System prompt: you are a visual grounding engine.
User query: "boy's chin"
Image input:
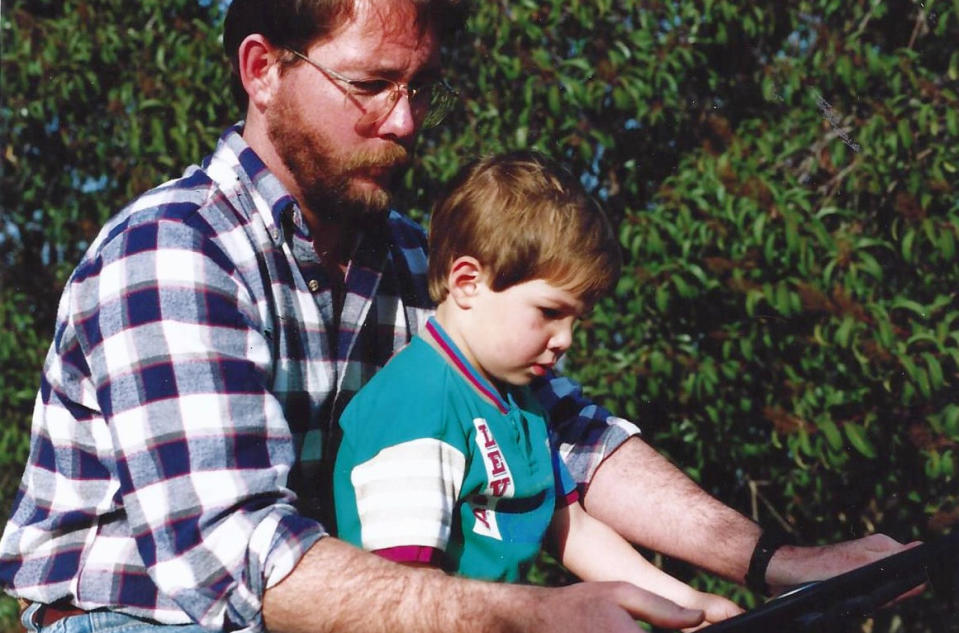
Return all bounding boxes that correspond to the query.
[499,373,535,386]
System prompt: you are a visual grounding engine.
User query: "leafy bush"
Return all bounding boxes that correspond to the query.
[1,0,236,505]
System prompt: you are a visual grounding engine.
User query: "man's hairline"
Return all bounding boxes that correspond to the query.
[284,0,444,79]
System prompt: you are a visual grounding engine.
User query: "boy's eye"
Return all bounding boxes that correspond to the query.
[539,307,562,319]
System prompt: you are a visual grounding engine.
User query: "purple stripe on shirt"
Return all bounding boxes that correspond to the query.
[423,318,508,414]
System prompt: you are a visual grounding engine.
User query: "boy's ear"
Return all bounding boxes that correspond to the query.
[237,34,282,111]
[447,256,485,309]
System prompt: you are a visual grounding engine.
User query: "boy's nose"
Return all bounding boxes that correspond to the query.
[549,321,574,353]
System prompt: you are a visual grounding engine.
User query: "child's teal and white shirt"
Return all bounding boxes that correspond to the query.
[334,317,578,581]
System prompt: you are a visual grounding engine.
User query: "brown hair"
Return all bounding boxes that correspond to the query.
[428,150,621,306]
[223,0,467,110]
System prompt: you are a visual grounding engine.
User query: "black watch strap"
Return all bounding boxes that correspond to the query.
[746,528,794,595]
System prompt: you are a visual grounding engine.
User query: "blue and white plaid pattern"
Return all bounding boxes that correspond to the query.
[0,125,639,632]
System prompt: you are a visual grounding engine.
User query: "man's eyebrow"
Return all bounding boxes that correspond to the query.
[346,62,443,81]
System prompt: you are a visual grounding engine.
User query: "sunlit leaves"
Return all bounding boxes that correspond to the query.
[0,0,234,549]
[558,4,957,618]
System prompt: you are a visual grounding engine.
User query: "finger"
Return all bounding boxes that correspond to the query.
[880,580,927,608]
[708,601,744,621]
[614,584,705,629]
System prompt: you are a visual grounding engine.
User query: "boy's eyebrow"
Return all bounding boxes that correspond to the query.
[542,294,587,314]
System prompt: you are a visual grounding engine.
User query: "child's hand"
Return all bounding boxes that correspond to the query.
[681,591,743,631]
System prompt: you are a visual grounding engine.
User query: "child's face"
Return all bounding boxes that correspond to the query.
[463,278,585,387]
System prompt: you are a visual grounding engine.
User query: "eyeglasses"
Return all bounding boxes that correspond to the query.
[285,48,458,129]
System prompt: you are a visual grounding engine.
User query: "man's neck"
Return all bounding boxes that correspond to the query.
[308,217,353,266]
[241,113,352,268]
[241,115,363,280]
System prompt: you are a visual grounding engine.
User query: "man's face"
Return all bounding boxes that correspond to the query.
[267,0,441,227]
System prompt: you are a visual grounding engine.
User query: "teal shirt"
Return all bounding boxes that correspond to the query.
[334,317,577,581]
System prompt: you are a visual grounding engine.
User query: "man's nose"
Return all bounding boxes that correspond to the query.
[371,89,417,140]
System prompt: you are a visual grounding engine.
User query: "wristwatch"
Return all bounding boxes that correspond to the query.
[746,527,795,595]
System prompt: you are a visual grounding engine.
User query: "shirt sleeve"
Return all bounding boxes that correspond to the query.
[334,355,466,567]
[72,211,324,631]
[532,373,641,487]
[551,448,580,507]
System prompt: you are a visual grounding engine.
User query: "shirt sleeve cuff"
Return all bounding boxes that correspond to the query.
[260,513,329,590]
[557,488,580,508]
[558,416,641,485]
[373,545,446,566]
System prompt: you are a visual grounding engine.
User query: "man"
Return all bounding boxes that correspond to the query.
[0,1,909,632]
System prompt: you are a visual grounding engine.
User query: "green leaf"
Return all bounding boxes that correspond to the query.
[938,227,956,260]
[923,352,944,390]
[818,419,844,451]
[890,298,928,319]
[940,450,956,479]
[835,316,855,348]
[655,285,670,313]
[944,405,959,438]
[897,119,913,150]
[901,228,917,262]
[844,423,877,458]
[926,450,941,479]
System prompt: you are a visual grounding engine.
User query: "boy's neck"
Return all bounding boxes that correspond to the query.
[431,302,508,396]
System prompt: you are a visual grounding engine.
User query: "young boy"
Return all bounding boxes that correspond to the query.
[333,151,741,625]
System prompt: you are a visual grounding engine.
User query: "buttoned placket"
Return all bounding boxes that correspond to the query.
[329,237,387,417]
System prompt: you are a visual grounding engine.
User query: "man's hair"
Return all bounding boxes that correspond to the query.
[223,0,467,110]
[428,150,622,306]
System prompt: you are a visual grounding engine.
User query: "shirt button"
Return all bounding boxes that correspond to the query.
[269,227,280,241]
[308,279,320,293]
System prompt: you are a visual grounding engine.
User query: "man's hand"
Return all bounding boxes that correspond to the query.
[766,534,920,594]
[530,581,705,632]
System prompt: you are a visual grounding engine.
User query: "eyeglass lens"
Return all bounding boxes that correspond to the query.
[355,82,454,129]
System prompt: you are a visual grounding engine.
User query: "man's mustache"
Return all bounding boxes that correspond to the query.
[342,144,410,172]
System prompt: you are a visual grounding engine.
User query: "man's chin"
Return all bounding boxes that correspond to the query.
[352,179,392,208]
[335,182,393,227]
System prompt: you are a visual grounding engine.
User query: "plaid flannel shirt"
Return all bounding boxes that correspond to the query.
[0,125,639,632]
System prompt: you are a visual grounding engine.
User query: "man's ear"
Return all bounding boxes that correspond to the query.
[447,256,486,309]
[237,34,282,111]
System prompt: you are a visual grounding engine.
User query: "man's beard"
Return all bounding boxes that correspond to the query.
[266,97,410,230]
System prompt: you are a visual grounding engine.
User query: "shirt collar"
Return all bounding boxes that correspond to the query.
[423,317,510,414]
[207,123,395,265]
[205,123,297,237]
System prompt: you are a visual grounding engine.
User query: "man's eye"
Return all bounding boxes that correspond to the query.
[348,79,392,96]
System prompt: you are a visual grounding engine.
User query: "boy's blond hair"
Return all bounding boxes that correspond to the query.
[428,150,621,305]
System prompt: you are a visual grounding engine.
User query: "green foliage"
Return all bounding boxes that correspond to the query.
[1,0,236,503]
[2,1,957,632]
[542,2,957,630]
